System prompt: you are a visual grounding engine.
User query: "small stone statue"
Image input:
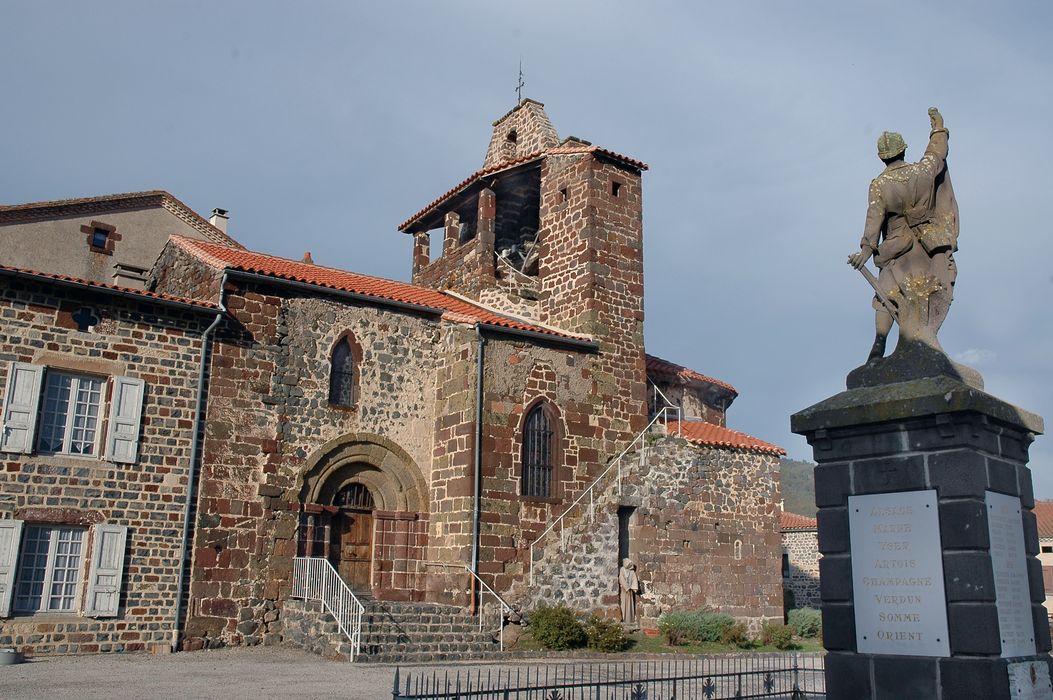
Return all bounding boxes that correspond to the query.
[846,108,979,389]
[619,558,640,625]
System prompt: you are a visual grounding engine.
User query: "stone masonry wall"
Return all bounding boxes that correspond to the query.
[518,437,783,633]
[180,275,442,648]
[782,528,820,609]
[0,276,209,655]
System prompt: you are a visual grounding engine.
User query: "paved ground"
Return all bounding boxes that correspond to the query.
[0,647,826,699]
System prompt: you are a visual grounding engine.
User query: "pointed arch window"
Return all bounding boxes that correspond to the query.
[329,336,357,407]
[522,403,554,498]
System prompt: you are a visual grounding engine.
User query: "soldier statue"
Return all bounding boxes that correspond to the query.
[848,107,959,364]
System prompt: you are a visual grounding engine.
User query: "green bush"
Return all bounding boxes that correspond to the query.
[585,615,631,653]
[528,605,587,650]
[787,608,822,638]
[761,623,795,650]
[657,610,737,645]
[720,621,752,648]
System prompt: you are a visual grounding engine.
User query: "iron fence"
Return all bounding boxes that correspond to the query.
[392,653,825,699]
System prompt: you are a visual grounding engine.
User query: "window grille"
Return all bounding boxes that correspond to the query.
[522,404,554,498]
[334,483,374,510]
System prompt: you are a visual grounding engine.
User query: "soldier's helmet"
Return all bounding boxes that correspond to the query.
[877,131,907,160]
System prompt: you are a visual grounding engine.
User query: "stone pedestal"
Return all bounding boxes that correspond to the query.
[792,376,1051,699]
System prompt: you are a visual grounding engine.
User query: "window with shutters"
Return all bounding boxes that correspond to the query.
[521,402,556,499]
[1,362,145,463]
[0,520,129,618]
[13,525,86,613]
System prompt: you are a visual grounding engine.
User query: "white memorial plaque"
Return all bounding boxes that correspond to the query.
[1008,660,1053,699]
[986,490,1037,658]
[849,489,950,656]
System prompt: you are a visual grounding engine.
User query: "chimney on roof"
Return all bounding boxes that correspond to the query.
[302,252,314,264]
[209,208,229,233]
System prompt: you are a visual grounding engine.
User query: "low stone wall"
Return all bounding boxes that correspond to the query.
[279,598,345,659]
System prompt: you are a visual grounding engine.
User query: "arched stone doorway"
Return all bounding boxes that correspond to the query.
[296,434,428,600]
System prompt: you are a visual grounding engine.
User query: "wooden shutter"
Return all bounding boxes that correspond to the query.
[83,524,127,617]
[0,520,24,617]
[105,377,145,464]
[0,362,44,453]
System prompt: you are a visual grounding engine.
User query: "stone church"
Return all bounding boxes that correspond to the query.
[0,100,785,657]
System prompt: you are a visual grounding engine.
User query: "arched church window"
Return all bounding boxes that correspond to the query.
[329,336,357,407]
[522,403,554,498]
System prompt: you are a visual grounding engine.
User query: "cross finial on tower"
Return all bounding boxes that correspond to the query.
[516,59,524,105]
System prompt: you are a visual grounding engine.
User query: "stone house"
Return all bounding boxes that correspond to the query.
[0,264,220,655]
[1,99,787,655]
[0,190,239,288]
[780,511,819,610]
[1034,500,1053,617]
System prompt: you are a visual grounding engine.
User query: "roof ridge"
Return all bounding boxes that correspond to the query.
[442,290,590,341]
[0,262,219,311]
[646,353,738,396]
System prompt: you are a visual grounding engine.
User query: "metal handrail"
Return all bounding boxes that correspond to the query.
[464,566,515,651]
[291,556,366,661]
[528,406,681,584]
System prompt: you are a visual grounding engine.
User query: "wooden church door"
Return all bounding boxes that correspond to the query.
[329,484,375,592]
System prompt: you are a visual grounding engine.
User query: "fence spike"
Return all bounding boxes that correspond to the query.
[392,667,401,699]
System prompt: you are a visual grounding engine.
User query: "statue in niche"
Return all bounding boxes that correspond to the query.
[619,558,640,626]
[846,108,980,389]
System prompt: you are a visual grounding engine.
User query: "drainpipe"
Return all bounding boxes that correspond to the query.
[172,271,228,652]
[470,323,486,614]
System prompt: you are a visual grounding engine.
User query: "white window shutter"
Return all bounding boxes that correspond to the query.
[105,376,145,464]
[84,524,127,617]
[0,520,24,617]
[0,362,44,454]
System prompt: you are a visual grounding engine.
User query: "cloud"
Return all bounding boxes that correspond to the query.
[953,348,997,366]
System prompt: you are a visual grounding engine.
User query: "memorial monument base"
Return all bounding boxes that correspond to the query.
[792,376,1051,700]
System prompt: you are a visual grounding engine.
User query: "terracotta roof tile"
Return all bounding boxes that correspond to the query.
[0,190,242,248]
[0,263,220,311]
[646,354,738,396]
[1035,501,1053,538]
[171,237,589,343]
[670,420,785,455]
[780,511,817,531]
[399,145,648,232]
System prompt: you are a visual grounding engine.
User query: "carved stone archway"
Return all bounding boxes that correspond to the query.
[298,432,427,512]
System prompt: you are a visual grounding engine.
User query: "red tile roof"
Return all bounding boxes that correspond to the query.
[646,354,738,396]
[0,263,220,311]
[0,190,241,248]
[1035,501,1053,538]
[669,420,785,456]
[399,145,649,232]
[171,237,590,343]
[780,511,818,531]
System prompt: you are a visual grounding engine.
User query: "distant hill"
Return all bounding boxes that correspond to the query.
[780,458,817,517]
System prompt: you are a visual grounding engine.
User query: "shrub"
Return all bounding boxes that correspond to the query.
[761,623,795,650]
[585,615,631,653]
[657,610,736,645]
[787,608,822,638]
[528,605,587,650]
[720,621,752,648]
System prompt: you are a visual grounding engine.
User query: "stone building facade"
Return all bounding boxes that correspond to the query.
[1,99,788,655]
[0,190,239,288]
[780,511,820,610]
[0,265,219,655]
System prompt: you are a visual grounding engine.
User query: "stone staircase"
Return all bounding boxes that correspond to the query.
[281,597,503,663]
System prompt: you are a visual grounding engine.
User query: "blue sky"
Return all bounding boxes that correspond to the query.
[3,1,1052,493]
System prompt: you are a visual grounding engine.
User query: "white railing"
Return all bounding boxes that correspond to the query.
[465,566,515,651]
[528,406,681,584]
[291,556,365,661]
